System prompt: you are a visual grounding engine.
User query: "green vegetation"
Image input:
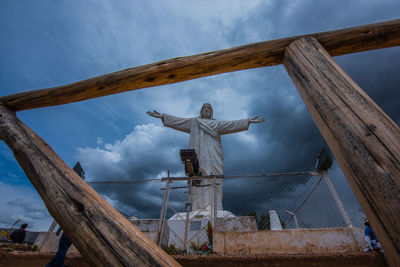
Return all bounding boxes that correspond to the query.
[163,244,185,255]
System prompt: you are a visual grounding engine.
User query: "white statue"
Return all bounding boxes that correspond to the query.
[147,103,264,211]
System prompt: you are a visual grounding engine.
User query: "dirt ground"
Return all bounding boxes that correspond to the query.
[0,250,387,267]
[174,254,387,267]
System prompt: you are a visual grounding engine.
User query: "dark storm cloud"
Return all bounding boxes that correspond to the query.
[228,0,400,44]
[77,123,193,218]
[222,67,326,174]
[81,36,399,225]
[1,0,398,230]
[89,179,193,219]
[90,181,166,218]
[337,47,400,125]
[221,0,400,177]
[0,182,52,229]
[217,0,400,227]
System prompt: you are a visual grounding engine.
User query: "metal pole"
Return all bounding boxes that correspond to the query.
[211,178,214,228]
[213,176,218,232]
[48,220,57,232]
[183,177,192,251]
[294,214,298,229]
[323,173,353,228]
[285,210,299,229]
[157,171,171,246]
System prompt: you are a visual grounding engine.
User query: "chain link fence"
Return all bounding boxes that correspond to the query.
[88,171,355,254]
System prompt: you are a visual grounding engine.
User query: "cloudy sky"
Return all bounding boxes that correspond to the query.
[0,0,399,231]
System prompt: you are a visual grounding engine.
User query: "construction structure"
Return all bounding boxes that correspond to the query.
[0,19,400,266]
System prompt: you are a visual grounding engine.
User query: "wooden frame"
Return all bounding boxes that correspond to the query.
[1,19,400,266]
[1,19,399,112]
[283,36,400,266]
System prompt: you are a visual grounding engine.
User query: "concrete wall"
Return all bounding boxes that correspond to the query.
[168,215,257,250]
[167,217,209,250]
[216,216,257,232]
[214,227,365,256]
[35,219,168,253]
[34,228,163,253]
[130,219,169,247]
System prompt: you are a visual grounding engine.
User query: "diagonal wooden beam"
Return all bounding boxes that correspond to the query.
[283,36,400,267]
[0,104,181,267]
[1,19,400,112]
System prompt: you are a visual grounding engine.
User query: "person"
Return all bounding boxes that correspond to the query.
[147,103,265,211]
[364,217,384,255]
[9,223,28,243]
[46,227,72,267]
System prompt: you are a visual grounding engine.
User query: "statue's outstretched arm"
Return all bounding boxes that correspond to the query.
[146,110,162,119]
[249,116,265,123]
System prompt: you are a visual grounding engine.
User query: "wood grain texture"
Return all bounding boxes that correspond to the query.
[0,104,181,267]
[1,19,400,111]
[283,36,400,267]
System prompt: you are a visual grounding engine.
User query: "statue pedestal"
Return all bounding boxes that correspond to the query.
[191,178,223,211]
[167,210,257,251]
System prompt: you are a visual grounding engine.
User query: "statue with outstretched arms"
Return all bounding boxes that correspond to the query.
[147,103,265,211]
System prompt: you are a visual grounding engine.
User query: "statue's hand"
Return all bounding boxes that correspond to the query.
[249,116,265,123]
[146,110,162,118]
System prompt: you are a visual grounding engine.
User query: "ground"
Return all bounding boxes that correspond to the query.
[0,243,387,267]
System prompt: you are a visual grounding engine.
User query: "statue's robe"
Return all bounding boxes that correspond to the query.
[162,114,249,211]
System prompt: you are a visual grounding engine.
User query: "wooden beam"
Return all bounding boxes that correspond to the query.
[1,19,400,111]
[0,104,181,267]
[283,36,400,267]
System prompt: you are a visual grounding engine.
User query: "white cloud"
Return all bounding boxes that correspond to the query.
[77,123,184,181]
[235,131,257,144]
[96,137,104,145]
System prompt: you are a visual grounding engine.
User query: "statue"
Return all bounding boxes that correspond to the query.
[147,103,265,211]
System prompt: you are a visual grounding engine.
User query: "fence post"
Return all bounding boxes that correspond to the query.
[47,221,57,232]
[285,210,299,229]
[157,171,171,246]
[183,178,193,251]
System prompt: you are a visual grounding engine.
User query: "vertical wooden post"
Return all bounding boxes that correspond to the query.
[283,36,400,266]
[0,104,180,267]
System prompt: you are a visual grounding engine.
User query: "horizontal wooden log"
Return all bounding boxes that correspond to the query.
[1,19,400,111]
[0,104,181,267]
[283,36,400,267]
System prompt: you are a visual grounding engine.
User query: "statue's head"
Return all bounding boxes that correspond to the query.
[200,103,213,119]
